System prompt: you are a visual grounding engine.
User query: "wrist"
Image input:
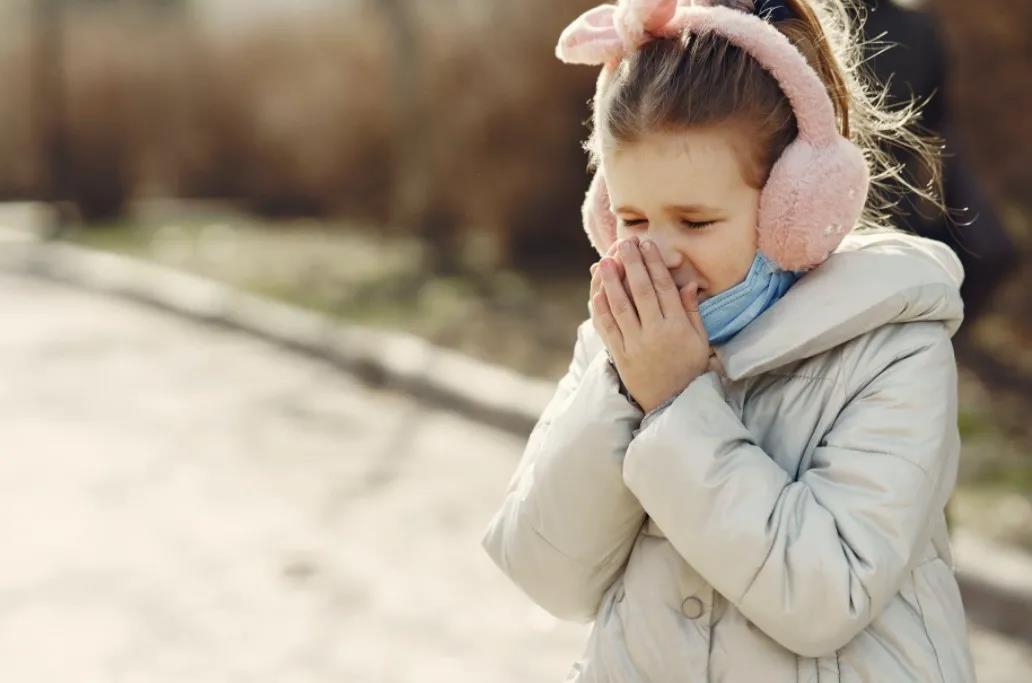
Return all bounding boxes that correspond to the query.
[604,349,704,413]
[605,350,644,412]
[638,388,674,415]
[637,370,704,413]
[639,391,678,425]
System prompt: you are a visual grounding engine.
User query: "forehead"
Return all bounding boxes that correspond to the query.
[602,127,752,209]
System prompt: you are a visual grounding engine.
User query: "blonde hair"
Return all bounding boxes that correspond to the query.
[583,0,948,234]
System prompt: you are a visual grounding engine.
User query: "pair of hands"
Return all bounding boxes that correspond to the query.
[589,235,715,413]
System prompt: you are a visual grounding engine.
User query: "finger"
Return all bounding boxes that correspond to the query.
[612,251,628,282]
[618,238,662,325]
[602,240,627,282]
[587,263,599,316]
[590,254,612,298]
[601,256,641,337]
[590,279,624,354]
[593,243,620,290]
[605,238,632,279]
[604,241,631,297]
[592,258,631,312]
[590,261,603,299]
[639,238,681,319]
[680,282,707,338]
[590,262,613,319]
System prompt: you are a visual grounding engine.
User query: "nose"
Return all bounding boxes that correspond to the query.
[643,230,707,289]
[644,232,684,270]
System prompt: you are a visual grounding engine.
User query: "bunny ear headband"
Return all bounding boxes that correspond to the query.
[557,0,870,272]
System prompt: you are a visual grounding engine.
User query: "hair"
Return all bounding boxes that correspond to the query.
[583,0,951,235]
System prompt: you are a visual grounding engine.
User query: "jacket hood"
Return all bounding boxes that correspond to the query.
[714,229,965,381]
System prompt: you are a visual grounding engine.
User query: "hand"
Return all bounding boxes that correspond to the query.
[589,238,632,304]
[589,235,711,412]
[588,239,634,351]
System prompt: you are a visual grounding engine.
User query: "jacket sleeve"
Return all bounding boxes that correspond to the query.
[480,319,647,622]
[621,327,960,656]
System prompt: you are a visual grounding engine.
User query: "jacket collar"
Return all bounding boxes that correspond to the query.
[713,229,965,381]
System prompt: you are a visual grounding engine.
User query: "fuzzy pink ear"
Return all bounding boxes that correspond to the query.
[615,0,679,47]
[555,5,625,65]
[637,0,681,33]
[582,169,619,257]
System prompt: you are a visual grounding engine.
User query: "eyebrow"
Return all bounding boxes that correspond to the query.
[615,203,720,213]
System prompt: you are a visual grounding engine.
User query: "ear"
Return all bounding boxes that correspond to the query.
[757,136,870,271]
[555,5,625,65]
[625,0,680,34]
[612,0,680,50]
[582,169,619,258]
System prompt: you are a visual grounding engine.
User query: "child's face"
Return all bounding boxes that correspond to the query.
[602,125,761,303]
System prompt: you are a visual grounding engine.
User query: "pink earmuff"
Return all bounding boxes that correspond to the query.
[557,1,870,272]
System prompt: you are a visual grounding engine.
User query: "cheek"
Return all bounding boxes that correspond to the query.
[727,215,759,266]
[732,251,755,283]
[699,226,756,291]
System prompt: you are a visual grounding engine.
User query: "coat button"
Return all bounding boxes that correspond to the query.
[680,596,704,619]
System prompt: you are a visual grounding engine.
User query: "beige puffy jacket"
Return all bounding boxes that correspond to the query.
[481,229,977,682]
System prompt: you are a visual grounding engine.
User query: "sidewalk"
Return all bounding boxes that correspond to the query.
[1,269,1030,681]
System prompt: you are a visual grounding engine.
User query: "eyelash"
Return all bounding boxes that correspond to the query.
[621,219,716,230]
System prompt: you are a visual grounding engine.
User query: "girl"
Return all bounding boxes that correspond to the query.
[481,1,976,681]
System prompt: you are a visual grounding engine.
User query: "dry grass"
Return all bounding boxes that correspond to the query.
[0,2,605,268]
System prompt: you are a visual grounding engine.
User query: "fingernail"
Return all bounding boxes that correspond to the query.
[640,239,653,252]
[590,263,598,274]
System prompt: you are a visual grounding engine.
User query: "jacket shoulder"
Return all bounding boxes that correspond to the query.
[782,319,955,392]
[836,319,957,399]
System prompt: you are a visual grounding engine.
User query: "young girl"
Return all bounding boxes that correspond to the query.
[481,1,976,681]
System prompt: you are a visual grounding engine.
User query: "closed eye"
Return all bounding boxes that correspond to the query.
[620,219,716,230]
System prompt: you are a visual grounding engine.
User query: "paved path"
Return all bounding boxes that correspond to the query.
[1,271,1029,682]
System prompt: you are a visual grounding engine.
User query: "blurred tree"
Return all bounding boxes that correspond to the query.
[65,0,186,7]
[375,0,463,275]
[31,0,71,229]
[33,0,188,223]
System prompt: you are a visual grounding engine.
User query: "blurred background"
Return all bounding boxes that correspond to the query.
[0,0,1030,680]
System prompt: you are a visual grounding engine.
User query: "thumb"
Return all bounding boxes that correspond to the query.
[680,283,706,338]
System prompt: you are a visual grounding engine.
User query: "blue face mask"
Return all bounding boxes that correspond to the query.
[699,250,801,345]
